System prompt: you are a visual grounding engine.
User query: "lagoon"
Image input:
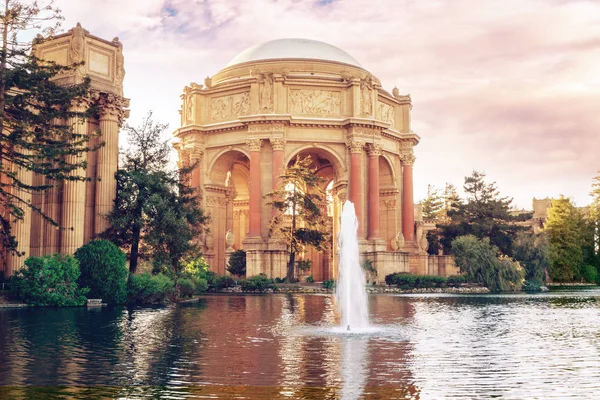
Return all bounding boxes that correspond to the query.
[1,290,600,399]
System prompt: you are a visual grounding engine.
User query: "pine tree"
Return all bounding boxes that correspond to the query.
[421,184,444,220]
[544,196,585,282]
[266,155,328,281]
[0,1,92,255]
[590,170,600,269]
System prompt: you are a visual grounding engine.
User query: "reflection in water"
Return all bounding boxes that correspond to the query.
[1,291,600,399]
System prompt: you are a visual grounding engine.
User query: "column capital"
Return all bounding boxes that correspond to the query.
[401,153,416,165]
[347,140,364,154]
[270,137,286,151]
[189,147,204,162]
[247,138,263,152]
[95,92,131,125]
[366,143,382,157]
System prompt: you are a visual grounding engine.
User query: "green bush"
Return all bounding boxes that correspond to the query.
[191,277,209,293]
[240,275,276,292]
[305,275,314,283]
[274,277,285,284]
[10,254,88,306]
[522,279,543,292]
[75,240,128,304]
[127,273,174,304]
[581,265,598,284]
[226,250,246,277]
[322,279,335,289]
[385,273,449,289]
[212,275,235,290]
[446,275,466,287]
[178,278,196,297]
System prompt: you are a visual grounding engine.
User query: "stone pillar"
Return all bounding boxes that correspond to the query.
[247,139,262,238]
[60,115,88,254]
[348,140,364,237]
[367,143,382,240]
[5,153,33,276]
[94,94,127,235]
[189,147,204,192]
[401,153,416,242]
[270,138,285,218]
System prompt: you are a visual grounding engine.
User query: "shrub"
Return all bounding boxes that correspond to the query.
[297,259,312,274]
[178,278,196,298]
[522,279,543,292]
[361,259,376,275]
[446,275,466,288]
[240,275,276,292]
[212,275,235,290]
[127,273,174,304]
[305,275,314,283]
[75,240,128,304]
[385,273,449,289]
[10,254,88,306]
[322,279,335,289]
[274,277,285,284]
[227,250,246,277]
[581,265,598,284]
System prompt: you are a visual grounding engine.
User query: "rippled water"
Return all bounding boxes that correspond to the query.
[1,290,600,399]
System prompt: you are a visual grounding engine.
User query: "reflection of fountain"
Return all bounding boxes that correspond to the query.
[336,201,369,330]
[340,336,369,400]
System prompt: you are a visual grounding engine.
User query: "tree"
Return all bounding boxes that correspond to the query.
[590,171,600,270]
[545,196,586,282]
[421,184,444,220]
[512,231,549,284]
[438,171,530,255]
[227,249,246,277]
[0,1,93,255]
[451,235,524,292]
[101,112,171,273]
[266,155,329,281]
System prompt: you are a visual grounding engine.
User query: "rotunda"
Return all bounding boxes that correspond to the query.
[173,39,455,280]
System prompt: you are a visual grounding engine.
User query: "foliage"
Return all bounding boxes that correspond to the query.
[512,231,550,283]
[421,185,444,220]
[127,273,174,304]
[322,279,335,289]
[305,275,314,283]
[522,280,544,292]
[544,197,585,282]
[0,2,95,255]
[74,240,128,305]
[590,171,600,269]
[384,273,447,289]
[446,275,466,287]
[226,250,246,277]
[581,265,598,284]
[266,155,329,281]
[451,235,524,292]
[239,275,276,292]
[426,230,441,255]
[10,254,88,306]
[178,278,196,298]
[101,112,173,273]
[211,275,235,290]
[438,171,530,256]
[297,259,312,273]
[361,259,376,275]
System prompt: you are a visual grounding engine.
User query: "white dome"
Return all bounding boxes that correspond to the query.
[225,38,362,68]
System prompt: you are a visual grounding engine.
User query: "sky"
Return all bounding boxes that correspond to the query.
[53,0,600,209]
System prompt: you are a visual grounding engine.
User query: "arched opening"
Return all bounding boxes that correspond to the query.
[207,150,250,274]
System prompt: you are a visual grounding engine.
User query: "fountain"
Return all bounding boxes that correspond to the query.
[335,200,369,330]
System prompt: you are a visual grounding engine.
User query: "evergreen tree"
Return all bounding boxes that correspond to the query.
[544,196,585,282]
[0,1,92,255]
[421,184,444,220]
[590,170,600,270]
[266,155,328,281]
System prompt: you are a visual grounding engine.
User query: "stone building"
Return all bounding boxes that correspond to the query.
[1,24,129,277]
[173,39,456,281]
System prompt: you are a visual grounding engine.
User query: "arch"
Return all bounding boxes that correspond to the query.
[207,146,250,183]
[207,149,250,185]
[284,144,345,181]
[379,153,397,188]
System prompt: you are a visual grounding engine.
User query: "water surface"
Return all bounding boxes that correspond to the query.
[1,290,600,399]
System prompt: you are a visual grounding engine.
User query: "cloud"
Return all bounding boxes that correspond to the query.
[53,0,600,208]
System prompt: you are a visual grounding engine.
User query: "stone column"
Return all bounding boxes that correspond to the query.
[401,153,416,242]
[189,147,204,192]
[247,138,262,237]
[348,140,364,237]
[60,114,88,254]
[6,153,33,276]
[367,143,382,240]
[94,94,127,235]
[270,138,285,217]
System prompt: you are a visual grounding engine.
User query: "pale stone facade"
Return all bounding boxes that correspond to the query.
[174,39,457,281]
[1,24,129,277]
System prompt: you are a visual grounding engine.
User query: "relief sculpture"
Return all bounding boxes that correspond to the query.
[288,89,341,116]
[377,102,395,127]
[211,92,250,121]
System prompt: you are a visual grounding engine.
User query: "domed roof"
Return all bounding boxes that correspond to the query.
[225,38,362,68]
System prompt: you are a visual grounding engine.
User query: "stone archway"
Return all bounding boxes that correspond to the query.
[285,148,340,282]
[206,150,250,274]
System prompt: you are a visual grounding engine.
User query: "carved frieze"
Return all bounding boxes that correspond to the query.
[360,78,373,116]
[206,196,227,208]
[247,123,285,134]
[288,89,341,116]
[377,102,395,127]
[381,199,396,209]
[210,92,250,121]
[258,73,274,112]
